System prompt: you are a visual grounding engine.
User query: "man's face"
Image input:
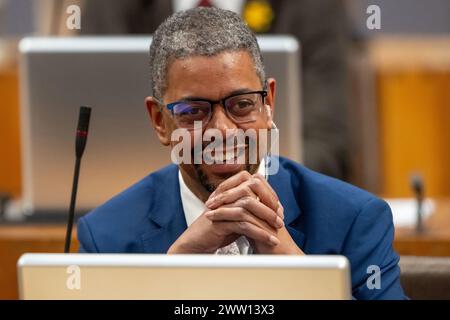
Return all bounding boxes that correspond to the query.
[150,50,275,193]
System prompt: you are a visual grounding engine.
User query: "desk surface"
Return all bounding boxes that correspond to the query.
[393,198,450,256]
[1,199,449,299]
[0,224,78,299]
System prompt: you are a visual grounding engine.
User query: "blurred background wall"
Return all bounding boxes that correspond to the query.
[1,0,449,199]
[347,0,450,35]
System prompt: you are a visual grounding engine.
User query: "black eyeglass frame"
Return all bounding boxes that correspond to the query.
[156,90,268,127]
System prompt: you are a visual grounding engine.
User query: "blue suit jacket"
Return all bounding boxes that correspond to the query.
[77,157,406,299]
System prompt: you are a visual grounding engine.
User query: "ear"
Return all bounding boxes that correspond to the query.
[265,78,276,126]
[145,96,171,146]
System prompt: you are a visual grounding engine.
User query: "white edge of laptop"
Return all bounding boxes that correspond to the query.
[17,253,351,300]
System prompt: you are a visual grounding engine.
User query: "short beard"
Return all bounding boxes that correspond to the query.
[191,136,260,193]
[194,164,218,193]
[194,162,257,194]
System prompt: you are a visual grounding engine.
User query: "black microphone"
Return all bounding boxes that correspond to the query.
[64,106,91,253]
[410,174,424,233]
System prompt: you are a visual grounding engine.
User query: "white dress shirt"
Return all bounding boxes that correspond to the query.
[178,158,266,254]
[172,0,244,14]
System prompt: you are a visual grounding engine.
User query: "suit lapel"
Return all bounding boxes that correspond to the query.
[141,165,187,253]
[268,158,306,250]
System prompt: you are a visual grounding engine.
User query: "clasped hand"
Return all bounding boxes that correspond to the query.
[168,171,303,254]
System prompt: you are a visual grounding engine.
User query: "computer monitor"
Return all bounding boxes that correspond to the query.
[17,36,302,219]
[18,254,350,300]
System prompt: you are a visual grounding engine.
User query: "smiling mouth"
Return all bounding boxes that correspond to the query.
[202,144,247,164]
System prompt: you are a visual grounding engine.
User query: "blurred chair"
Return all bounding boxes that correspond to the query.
[400,256,450,299]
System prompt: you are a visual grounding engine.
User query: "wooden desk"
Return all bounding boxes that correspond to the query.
[1,199,449,299]
[0,224,78,299]
[394,198,450,257]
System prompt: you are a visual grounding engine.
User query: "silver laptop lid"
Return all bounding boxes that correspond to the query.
[18,254,349,300]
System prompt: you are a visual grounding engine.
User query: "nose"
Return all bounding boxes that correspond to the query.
[205,104,237,134]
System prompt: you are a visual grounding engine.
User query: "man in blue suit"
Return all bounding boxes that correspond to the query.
[78,7,406,299]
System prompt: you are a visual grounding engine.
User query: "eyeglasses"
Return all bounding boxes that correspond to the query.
[158,90,268,129]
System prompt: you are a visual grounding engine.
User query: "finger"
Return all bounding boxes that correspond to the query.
[220,221,280,246]
[277,203,285,220]
[206,184,256,209]
[252,174,284,219]
[253,173,284,219]
[245,176,280,213]
[252,173,284,214]
[206,198,283,229]
[206,202,283,229]
[252,174,278,203]
[208,176,279,214]
[239,197,284,228]
[210,211,277,242]
[208,170,252,199]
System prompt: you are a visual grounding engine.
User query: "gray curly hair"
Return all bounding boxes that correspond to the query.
[149,7,266,99]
